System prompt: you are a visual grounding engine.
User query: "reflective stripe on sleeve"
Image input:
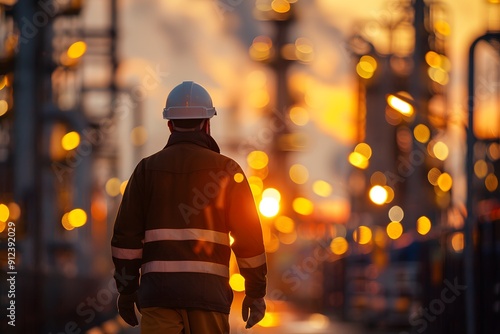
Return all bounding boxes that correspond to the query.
[145,228,229,246]
[236,253,267,269]
[112,246,143,260]
[142,260,229,278]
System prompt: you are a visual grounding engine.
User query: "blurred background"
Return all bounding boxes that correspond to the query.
[0,0,499,333]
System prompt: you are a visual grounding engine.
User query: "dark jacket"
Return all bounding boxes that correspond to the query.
[111,131,267,314]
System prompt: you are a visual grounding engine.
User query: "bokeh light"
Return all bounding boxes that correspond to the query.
[259,312,281,327]
[488,143,499,160]
[355,142,372,159]
[67,41,87,59]
[437,172,453,192]
[433,141,449,161]
[348,151,369,169]
[428,167,441,186]
[272,0,291,13]
[330,236,349,255]
[130,126,148,146]
[0,100,8,117]
[295,37,314,62]
[7,202,21,221]
[249,36,273,61]
[485,173,498,192]
[312,180,332,197]
[308,313,330,330]
[259,188,281,218]
[262,187,281,201]
[349,143,372,170]
[248,176,264,196]
[120,180,129,195]
[388,205,404,222]
[387,93,414,116]
[289,164,309,184]
[229,273,245,292]
[234,173,244,183]
[61,212,74,231]
[417,216,432,235]
[383,186,395,204]
[414,124,431,143]
[434,20,451,36]
[68,208,87,228]
[247,150,269,170]
[0,76,6,90]
[292,197,314,216]
[474,160,488,178]
[259,198,280,218]
[106,177,122,197]
[425,50,441,68]
[353,226,372,245]
[386,221,403,240]
[289,106,310,126]
[274,215,294,233]
[61,131,80,151]
[428,67,449,85]
[369,185,388,205]
[356,55,377,79]
[0,203,9,222]
[451,232,464,253]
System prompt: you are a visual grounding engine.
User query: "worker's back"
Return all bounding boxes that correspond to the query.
[136,137,242,313]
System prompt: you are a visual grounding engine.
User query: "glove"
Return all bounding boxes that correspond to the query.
[242,296,266,329]
[117,292,140,327]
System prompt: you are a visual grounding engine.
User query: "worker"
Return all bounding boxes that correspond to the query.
[111,81,267,333]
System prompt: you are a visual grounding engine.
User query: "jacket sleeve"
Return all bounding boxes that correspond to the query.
[111,160,146,295]
[226,162,267,299]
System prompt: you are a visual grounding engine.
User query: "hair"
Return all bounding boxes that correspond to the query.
[171,119,205,129]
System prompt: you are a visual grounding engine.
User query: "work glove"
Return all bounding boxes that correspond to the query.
[242,296,266,329]
[117,292,140,327]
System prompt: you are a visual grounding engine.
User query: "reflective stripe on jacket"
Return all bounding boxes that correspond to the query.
[111,131,267,313]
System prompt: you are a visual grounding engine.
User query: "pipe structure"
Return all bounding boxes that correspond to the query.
[465,30,500,334]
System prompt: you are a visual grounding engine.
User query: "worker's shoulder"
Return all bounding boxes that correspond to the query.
[216,152,243,173]
[140,144,243,173]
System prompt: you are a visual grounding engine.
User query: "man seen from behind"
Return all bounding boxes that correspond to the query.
[111,81,267,333]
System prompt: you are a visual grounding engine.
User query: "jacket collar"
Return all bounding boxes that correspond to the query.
[165,131,221,153]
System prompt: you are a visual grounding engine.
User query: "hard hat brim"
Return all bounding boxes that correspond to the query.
[163,106,217,119]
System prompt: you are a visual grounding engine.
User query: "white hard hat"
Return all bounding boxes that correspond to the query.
[163,81,217,119]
